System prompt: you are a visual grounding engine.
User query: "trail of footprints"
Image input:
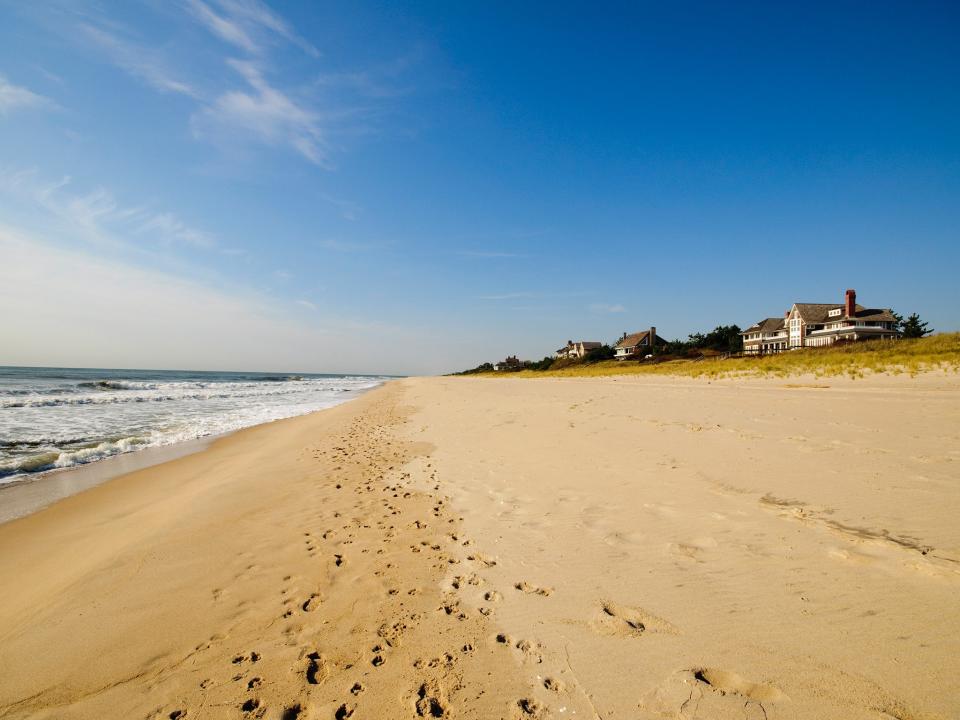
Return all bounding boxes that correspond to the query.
[156,400,706,720]
[156,403,564,720]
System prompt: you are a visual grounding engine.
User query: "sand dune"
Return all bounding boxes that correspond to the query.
[0,373,958,719]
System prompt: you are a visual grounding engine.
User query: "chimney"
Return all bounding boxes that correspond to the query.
[649,326,656,346]
[845,289,856,318]
[785,310,790,319]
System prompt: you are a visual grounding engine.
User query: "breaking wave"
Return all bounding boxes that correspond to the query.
[0,369,387,482]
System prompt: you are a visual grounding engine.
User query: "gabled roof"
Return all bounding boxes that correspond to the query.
[793,303,896,324]
[741,317,786,335]
[793,303,841,323]
[614,331,665,349]
[577,341,602,350]
[615,331,650,349]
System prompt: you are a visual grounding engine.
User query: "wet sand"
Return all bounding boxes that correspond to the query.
[0,436,213,524]
[0,373,958,719]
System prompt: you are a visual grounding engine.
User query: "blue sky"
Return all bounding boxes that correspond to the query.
[1,1,957,375]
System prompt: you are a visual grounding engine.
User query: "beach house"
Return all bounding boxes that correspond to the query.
[555,340,602,360]
[741,289,898,355]
[493,355,522,371]
[613,327,666,360]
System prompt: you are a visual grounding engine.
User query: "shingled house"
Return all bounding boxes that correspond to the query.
[742,289,897,355]
[555,340,602,360]
[613,327,666,360]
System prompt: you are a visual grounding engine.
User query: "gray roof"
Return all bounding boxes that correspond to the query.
[793,303,841,323]
[853,308,897,322]
[742,317,786,335]
[794,303,896,324]
[614,330,665,349]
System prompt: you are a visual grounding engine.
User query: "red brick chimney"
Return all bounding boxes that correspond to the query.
[844,289,856,318]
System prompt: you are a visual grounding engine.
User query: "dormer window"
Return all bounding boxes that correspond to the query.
[828,308,842,317]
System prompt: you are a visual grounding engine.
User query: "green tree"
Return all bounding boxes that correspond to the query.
[900,313,933,339]
[584,345,615,363]
[891,311,904,333]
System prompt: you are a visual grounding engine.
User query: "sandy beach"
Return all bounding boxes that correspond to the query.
[1,373,958,719]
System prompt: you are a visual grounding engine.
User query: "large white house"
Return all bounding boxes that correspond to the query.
[741,289,897,355]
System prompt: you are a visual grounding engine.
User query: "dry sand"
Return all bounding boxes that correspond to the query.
[1,373,958,719]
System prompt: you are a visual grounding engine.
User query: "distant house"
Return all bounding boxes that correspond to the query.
[493,355,522,371]
[555,340,602,360]
[613,327,666,360]
[741,289,897,355]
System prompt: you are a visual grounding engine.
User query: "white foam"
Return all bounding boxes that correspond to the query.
[0,375,386,481]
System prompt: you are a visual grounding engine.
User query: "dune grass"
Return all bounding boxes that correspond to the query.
[475,333,960,380]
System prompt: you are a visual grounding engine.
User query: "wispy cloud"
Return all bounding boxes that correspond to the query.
[295,299,317,310]
[0,168,215,250]
[0,75,55,115]
[187,0,319,57]
[312,49,423,100]
[186,0,258,54]
[59,2,414,169]
[193,59,328,165]
[319,192,361,221]
[79,23,199,98]
[589,303,626,314]
[137,212,216,248]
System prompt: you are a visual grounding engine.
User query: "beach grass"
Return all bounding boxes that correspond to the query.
[477,333,960,380]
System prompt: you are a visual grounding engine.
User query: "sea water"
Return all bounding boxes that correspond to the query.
[0,366,387,482]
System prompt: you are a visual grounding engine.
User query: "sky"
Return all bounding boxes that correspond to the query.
[0,1,958,375]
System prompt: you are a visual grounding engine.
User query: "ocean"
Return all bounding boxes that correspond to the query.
[0,366,388,483]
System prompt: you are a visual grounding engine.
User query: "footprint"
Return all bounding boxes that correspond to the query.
[543,677,565,693]
[516,698,545,717]
[241,698,260,713]
[305,652,329,685]
[302,594,322,612]
[692,668,786,702]
[590,601,678,637]
[334,704,354,719]
[514,581,553,597]
[280,705,302,720]
[514,639,543,663]
[415,680,447,717]
[232,651,262,665]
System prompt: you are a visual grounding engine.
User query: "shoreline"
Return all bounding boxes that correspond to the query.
[0,383,387,525]
[0,434,215,525]
[1,373,957,718]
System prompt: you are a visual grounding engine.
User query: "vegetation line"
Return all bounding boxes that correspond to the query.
[456,333,960,380]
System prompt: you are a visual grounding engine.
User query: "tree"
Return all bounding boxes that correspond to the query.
[583,345,615,363]
[900,313,933,339]
[891,311,904,333]
[524,356,556,371]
